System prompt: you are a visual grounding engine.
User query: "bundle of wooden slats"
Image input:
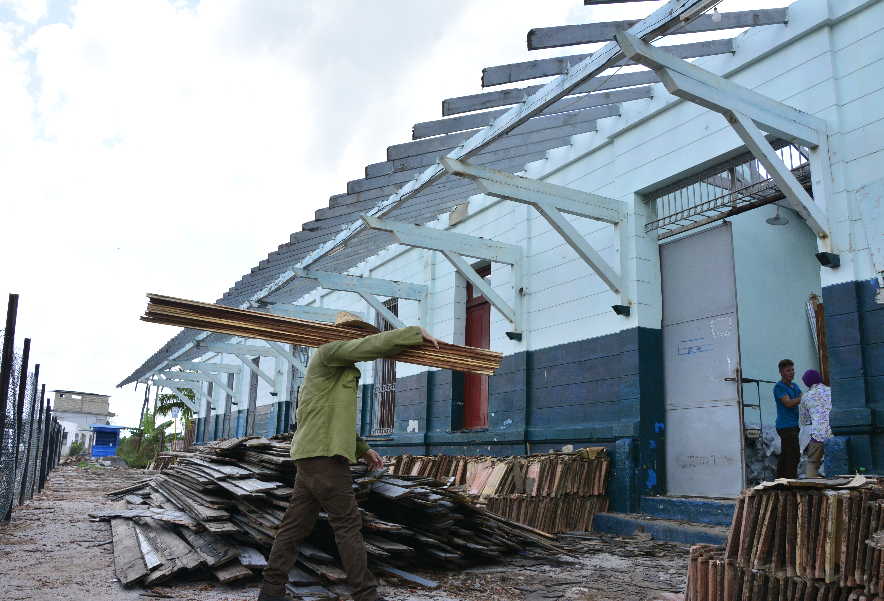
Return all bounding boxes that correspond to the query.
[99,436,562,597]
[389,449,610,533]
[684,476,884,601]
[141,294,502,375]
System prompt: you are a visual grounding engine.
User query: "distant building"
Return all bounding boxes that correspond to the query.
[53,390,115,455]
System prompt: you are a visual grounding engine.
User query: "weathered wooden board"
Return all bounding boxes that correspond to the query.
[111,518,150,586]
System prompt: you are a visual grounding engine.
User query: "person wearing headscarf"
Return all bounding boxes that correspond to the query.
[798,369,832,478]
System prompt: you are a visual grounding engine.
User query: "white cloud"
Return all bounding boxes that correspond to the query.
[1,0,47,24]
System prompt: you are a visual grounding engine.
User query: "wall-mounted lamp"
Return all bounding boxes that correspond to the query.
[815,252,840,269]
[612,304,631,317]
[505,331,523,341]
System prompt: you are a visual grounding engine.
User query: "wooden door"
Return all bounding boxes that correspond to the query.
[464,266,491,429]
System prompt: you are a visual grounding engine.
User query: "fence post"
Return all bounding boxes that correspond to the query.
[11,338,31,486]
[39,398,51,491]
[0,294,19,466]
[18,364,39,502]
[29,386,44,497]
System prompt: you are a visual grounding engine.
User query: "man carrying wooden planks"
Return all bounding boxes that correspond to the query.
[259,312,440,601]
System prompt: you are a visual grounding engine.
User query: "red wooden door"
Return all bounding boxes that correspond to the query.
[464,266,491,429]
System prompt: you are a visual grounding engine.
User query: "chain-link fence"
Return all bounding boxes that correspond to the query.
[0,294,63,521]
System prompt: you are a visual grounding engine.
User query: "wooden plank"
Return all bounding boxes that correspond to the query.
[238,545,268,569]
[285,584,337,600]
[138,517,204,571]
[90,507,199,529]
[288,565,321,585]
[482,38,734,87]
[177,527,239,568]
[213,561,254,583]
[528,9,788,49]
[111,518,150,586]
[374,563,439,588]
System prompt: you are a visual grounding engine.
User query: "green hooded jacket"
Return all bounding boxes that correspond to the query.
[290,326,423,463]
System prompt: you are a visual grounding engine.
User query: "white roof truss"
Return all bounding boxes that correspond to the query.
[441,157,627,302]
[264,267,428,330]
[362,214,524,335]
[616,31,830,241]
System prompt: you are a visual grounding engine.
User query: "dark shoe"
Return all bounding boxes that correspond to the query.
[257,591,289,601]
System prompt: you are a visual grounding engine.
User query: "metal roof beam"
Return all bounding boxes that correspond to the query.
[175,361,240,374]
[441,158,625,300]
[281,268,427,301]
[257,304,364,323]
[162,371,238,402]
[443,70,659,116]
[615,31,825,147]
[195,341,279,357]
[361,215,523,334]
[232,354,276,388]
[483,38,734,87]
[150,378,201,412]
[529,9,788,50]
[727,111,829,239]
[264,341,307,374]
[440,157,623,224]
[386,104,616,163]
[414,86,650,140]
[615,31,829,239]
[262,268,426,330]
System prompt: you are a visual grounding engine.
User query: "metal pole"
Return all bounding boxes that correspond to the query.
[0,294,20,464]
[29,385,44,498]
[18,364,39,502]
[12,338,31,485]
[38,398,51,491]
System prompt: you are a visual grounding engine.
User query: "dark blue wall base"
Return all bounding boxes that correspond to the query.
[823,278,883,473]
[592,512,728,545]
[362,327,665,513]
[824,436,850,476]
[194,400,291,444]
[639,496,735,527]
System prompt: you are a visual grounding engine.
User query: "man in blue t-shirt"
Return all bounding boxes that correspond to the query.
[774,358,802,478]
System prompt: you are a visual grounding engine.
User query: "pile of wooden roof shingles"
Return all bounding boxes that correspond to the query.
[685,475,884,601]
[94,436,562,598]
[390,448,609,533]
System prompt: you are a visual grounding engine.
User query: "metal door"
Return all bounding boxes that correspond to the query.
[661,224,743,498]
[464,265,491,430]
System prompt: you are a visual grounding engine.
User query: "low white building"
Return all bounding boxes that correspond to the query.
[52,390,114,455]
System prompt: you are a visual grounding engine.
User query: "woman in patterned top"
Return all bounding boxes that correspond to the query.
[799,369,833,478]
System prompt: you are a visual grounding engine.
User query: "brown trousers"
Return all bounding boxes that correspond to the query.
[777,427,800,479]
[262,456,376,601]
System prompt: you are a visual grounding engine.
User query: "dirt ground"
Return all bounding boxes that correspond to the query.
[0,465,690,601]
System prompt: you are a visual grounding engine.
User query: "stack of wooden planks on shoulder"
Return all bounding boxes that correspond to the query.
[389,448,610,533]
[141,294,502,375]
[684,475,884,601]
[98,436,563,598]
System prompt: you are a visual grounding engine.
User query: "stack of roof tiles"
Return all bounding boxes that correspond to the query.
[684,475,884,601]
[390,449,610,533]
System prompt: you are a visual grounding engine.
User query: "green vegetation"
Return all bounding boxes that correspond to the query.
[117,389,195,469]
[67,440,85,456]
[117,409,174,468]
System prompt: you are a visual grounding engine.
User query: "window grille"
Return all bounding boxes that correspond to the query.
[645,143,811,240]
[372,298,398,435]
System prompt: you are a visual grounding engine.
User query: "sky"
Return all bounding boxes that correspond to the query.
[0,0,788,429]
